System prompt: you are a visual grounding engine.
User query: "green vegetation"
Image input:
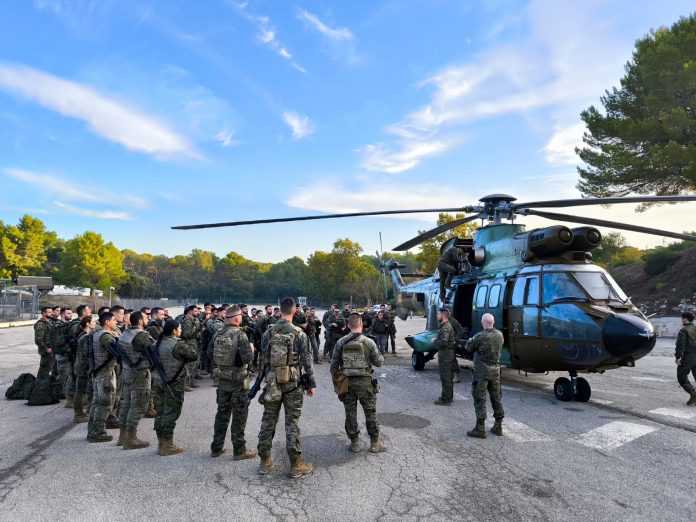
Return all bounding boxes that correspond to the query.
[417,213,479,274]
[577,15,696,198]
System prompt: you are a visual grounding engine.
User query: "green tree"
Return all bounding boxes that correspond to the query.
[417,213,479,274]
[0,215,57,279]
[577,15,696,197]
[58,232,126,294]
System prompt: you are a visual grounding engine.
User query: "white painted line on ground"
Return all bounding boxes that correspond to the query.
[501,385,523,392]
[574,421,657,451]
[590,389,638,397]
[632,376,668,382]
[590,398,613,405]
[504,419,553,442]
[454,393,469,401]
[648,407,696,420]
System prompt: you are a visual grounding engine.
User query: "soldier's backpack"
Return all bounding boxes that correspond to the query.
[27,375,61,406]
[5,373,35,400]
[267,329,298,384]
[49,321,70,356]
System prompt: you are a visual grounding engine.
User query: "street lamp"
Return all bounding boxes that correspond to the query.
[109,287,115,307]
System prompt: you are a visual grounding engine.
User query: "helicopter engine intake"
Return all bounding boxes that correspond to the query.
[526,225,573,258]
[569,227,602,252]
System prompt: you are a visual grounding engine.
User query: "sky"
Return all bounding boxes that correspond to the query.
[0,0,694,263]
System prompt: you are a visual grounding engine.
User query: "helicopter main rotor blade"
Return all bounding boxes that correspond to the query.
[513,195,696,209]
[525,209,696,242]
[172,208,468,230]
[392,214,481,251]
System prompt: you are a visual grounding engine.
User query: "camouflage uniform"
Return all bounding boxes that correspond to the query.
[87,330,120,439]
[465,328,505,420]
[323,311,346,359]
[34,317,53,378]
[305,315,321,363]
[435,321,456,403]
[331,333,384,443]
[449,316,467,381]
[257,319,316,464]
[385,310,397,353]
[145,319,164,413]
[437,247,471,301]
[73,332,93,417]
[211,324,254,456]
[153,336,197,440]
[180,316,200,385]
[370,316,390,355]
[675,323,696,397]
[118,328,155,431]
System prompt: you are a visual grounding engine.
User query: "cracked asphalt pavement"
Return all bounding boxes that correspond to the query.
[1,316,695,521]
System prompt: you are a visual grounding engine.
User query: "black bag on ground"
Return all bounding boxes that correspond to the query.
[27,375,61,406]
[5,373,35,400]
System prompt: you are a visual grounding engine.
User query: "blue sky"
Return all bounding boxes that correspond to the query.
[1,0,694,262]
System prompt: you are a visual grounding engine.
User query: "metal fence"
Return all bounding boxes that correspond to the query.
[40,295,197,312]
[0,285,40,322]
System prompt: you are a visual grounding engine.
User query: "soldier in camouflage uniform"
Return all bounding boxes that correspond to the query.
[73,316,95,423]
[210,306,257,460]
[180,305,201,389]
[437,246,471,304]
[257,298,316,479]
[331,313,386,453]
[117,311,156,450]
[87,312,121,443]
[64,305,91,409]
[386,304,398,354]
[34,306,54,378]
[449,314,466,383]
[465,313,505,438]
[323,305,346,360]
[153,319,198,455]
[432,308,456,405]
[144,307,166,417]
[305,308,321,364]
[207,306,228,385]
[675,311,696,406]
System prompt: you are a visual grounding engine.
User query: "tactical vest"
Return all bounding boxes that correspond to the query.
[341,335,371,377]
[92,330,117,372]
[119,328,149,370]
[76,332,89,365]
[49,320,70,355]
[214,327,247,381]
[154,336,187,383]
[266,322,301,384]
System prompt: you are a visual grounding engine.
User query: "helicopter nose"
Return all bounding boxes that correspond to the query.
[602,314,656,359]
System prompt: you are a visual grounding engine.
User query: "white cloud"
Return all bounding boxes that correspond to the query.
[296,9,353,41]
[215,130,236,148]
[53,202,133,221]
[543,123,586,165]
[283,111,315,139]
[360,139,459,174]
[0,62,196,160]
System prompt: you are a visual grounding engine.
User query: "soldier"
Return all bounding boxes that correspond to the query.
[106,305,126,428]
[675,311,696,406]
[361,308,373,331]
[305,308,321,364]
[449,313,466,383]
[51,306,74,401]
[34,306,54,378]
[386,304,398,354]
[51,305,61,324]
[370,310,390,355]
[437,245,471,304]
[73,316,95,423]
[116,311,155,450]
[323,305,346,360]
[210,306,257,460]
[146,307,166,339]
[432,308,456,405]
[465,313,505,438]
[331,313,386,453]
[180,305,201,389]
[140,307,152,321]
[152,319,198,455]
[87,312,120,443]
[257,297,316,478]
[310,307,322,352]
[111,305,126,332]
[63,305,90,408]
[341,303,351,333]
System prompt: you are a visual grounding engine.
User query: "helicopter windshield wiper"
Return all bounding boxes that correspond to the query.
[548,296,590,304]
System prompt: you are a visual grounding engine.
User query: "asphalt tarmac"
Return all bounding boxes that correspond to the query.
[0,315,694,521]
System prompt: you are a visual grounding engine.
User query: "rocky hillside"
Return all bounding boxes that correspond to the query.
[611,248,696,316]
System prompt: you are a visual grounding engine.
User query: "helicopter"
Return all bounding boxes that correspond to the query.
[173,193,696,402]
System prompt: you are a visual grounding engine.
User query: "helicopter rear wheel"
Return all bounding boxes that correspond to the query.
[575,377,591,402]
[553,377,574,402]
[412,351,426,371]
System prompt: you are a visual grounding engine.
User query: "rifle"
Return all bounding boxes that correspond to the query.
[248,362,266,400]
[145,343,175,398]
[87,333,96,376]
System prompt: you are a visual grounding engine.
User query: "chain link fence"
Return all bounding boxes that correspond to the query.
[0,285,40,322]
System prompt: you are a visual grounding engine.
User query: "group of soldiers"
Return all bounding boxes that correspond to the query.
[32,297,389,478]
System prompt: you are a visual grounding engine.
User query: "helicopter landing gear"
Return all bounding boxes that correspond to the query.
[411,351,436,371]
[554,371,591,402]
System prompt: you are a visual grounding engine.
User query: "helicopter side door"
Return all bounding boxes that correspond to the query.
[507,274,541,369]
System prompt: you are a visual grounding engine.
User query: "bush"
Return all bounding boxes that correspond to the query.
[644,249,681,276]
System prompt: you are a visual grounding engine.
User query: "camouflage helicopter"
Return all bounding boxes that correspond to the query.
[173,193,696,402]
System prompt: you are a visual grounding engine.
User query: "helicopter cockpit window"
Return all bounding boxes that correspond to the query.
[475,286,488,308]
[512,276,539,306]
[542,273,587,304]
[541,304,601,340]
[488,285,501,308]
[573,272,623,302]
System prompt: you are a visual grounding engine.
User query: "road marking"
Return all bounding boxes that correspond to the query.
[590,389,638,397]
[504,419,553,442]
[632,376,668,382]
[649,407,696,420]
[574,421,657,451]
[454,393,469,401]
[590,398,613,405]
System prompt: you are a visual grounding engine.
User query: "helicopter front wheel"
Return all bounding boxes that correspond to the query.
[412,351,426,371]
[575,377,591,402]
[553,377,574,401]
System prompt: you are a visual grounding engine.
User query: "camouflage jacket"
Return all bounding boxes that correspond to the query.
[146,320,164,340]
[330,332,384,376]
[324,312,346,336]
[676,323,696,361]
[449,316,467,342]
[434,321,455,350]
[260,319,316,389]
[34,318,52,355]
[465,328,504,368]
[439,247,472,273]
[180,316,200,344]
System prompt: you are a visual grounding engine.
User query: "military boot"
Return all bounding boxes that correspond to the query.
[349,437,361,453]
[491,419,503,436]
[369,440,387,453]
[73,412,88,423]
[64,395,74,408]
[157,435,163,455]
[233,449,257,461]
[73,396,88,423]
[123,428,150,450]
[289,458,315,479]
[258,455,275,475]
[105,416,120,430]
[144,406,157,418]
[211,448,227,458]
[467,419,486,439]
[688,390,696,406]
[87,433,113,443]
[159,437,184,456]
[116,428,127,446]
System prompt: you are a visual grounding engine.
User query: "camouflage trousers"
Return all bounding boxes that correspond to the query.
[119,368,151,430]
[257,384,304,462]
[153,378,185,439]
[374,334,389,355]
[438,349,454,403]
[471,365,504,420]
[342,376,379,442]
[54,354,75,399]
[389,329,396,352]
[88,368,116,438]
[37,353,53,379]
[211,379,250,455]
[108,366,122,423]
[677,356,696,393]
[73,357,93,412]
[308,334,320,362]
